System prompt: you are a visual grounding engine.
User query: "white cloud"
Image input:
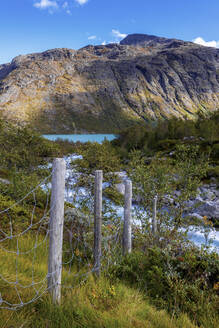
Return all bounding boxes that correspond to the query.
[62,1,71,14]
[75,0,88,5]
[193,37,219,48]
[101,41,106,45]
[62,1,68,9]
[34,0,89,14]
[34,0,58,9]
[88,35,96,40]
[112,29,127,40]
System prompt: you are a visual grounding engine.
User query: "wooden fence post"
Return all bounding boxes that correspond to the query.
[94,170,103,276]
[123,179,132,255]
[48,158,66,305]
[152,195,158,235]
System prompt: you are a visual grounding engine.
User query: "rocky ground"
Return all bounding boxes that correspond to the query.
[115,172,219,222]
[187,180,219,221]
[1,33,219,133]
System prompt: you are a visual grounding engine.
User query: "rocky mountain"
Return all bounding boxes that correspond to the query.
[1,33,219,133]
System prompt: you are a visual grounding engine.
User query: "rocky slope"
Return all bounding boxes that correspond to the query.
[1,34,219,133]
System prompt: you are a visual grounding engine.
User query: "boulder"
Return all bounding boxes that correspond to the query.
[114,171,127,196]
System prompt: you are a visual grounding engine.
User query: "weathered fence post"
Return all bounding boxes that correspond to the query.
[48,158,66,305]
[123,179,132,255]
[94,170,103,276]
[152,195,158,235]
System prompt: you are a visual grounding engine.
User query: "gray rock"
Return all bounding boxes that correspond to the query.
[195,195,204,202]
[115,183,125,195]
[114,171,127,195]
[198,200,219,218]
[189,213,203,221]
[173,190,181,197]
[188,200,219,219]
[163,194,175,204]
[0,178,10,184]
[65,207,89,222]
[200,189,216,201]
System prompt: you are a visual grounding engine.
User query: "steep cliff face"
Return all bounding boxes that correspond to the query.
[1,34,219,133]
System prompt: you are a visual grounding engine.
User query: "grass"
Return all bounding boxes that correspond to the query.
[0,279,199,328]
[0,234,202,328]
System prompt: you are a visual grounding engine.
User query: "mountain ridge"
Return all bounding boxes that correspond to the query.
[0,34,219,133]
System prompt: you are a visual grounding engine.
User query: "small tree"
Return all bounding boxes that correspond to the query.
[127,144,209,248]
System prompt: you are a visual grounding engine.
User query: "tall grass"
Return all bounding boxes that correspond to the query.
[0,235,202,328]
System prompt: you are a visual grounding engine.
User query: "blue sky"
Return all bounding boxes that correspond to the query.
[1,0,219,64]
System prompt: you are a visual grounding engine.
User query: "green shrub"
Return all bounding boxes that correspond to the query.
[111,247,219,327]
[206,166,219,179]
[156,139,178,151]
[0,171,50,205]
[103,187,124,205]
[0,119,60,172]
[72,140,121,176]
[211,143,219,161]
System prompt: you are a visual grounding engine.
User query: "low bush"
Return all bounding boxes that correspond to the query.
[206,166,219,180]
[103,187,124,205]
[111,246,219,327]
[156,139,178,151]
[0,118,59,173]
[211,143,219,160]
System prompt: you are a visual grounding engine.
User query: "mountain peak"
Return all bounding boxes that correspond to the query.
[0,34,219,133]
[120,33,188,48]
[120,33,166,44]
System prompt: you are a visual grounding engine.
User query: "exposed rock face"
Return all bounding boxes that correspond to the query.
[115,170,219,221]
[187,183,219,221]
[1,34,219,133]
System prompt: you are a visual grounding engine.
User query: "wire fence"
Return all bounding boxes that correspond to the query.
[0,174,52,310]
[0,158,127,310]
[1,156,215,310]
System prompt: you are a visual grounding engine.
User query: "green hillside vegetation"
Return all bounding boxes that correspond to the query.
[0,117,60,234]
[113,110,219,180]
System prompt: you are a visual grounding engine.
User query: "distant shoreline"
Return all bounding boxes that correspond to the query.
[43,134,116,143]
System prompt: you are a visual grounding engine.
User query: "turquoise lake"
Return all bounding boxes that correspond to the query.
[43,134,116,143]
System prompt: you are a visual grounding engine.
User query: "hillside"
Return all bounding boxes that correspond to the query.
[0,34,219,133]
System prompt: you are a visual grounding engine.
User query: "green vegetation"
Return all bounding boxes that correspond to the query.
[0,119,59,175]
[113,110,219,169]
[0,117,60,234]
[65,105,142,133]
[71,140,123,204]
[0,236,215,328]
[0,113,218,327]
[112,247,219,328]
[72,140,121,175]
[125,144,210,237]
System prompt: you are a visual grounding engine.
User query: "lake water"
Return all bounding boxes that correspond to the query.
[43,134,116,143]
